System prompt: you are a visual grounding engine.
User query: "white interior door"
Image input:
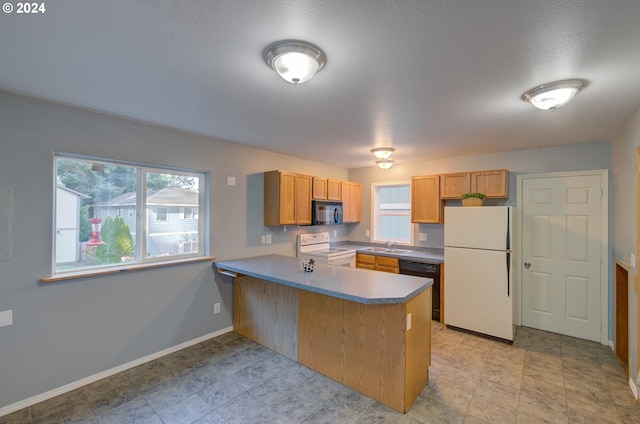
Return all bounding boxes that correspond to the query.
[521,173,603,342]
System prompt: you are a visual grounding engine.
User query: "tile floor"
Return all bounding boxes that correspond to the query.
[2,323,640,424]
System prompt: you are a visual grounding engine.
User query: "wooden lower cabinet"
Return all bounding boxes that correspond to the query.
[233,275,431,413]
[356,253,399,273]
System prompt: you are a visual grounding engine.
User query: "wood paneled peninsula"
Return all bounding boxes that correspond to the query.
[215,254,433,413]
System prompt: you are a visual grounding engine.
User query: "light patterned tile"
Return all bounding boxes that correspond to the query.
[157,394,212,424]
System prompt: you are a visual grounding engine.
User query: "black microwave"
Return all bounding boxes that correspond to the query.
[312,200,343,225]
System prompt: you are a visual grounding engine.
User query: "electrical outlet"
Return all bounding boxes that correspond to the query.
[261,235,266,244]
[0,310,13,327]
[266,234,272,244]
[365,230,370,238]
[630,253,636,269]
[214,303,221,314]
[419,233,428,242]
[227,176,236,186]
[333,230,337,237]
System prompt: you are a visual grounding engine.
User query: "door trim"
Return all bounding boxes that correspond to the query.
[516,170,609,345]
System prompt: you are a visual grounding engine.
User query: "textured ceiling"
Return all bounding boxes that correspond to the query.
[1,0,639,168]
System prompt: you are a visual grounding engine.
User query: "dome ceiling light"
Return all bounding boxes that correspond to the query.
[371,147,396,169]
[263,40,326,84]
[376,159,395,170]
[371,147,395,160]
[521,79,587,111]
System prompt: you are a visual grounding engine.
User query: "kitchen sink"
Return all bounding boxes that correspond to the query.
[360,246,388,252]
[360,247,413,255]
[385,249,412,255]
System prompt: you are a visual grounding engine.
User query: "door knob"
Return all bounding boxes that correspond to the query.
[524,262,531,269]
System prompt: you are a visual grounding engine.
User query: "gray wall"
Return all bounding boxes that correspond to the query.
[611,106,640,387]
[0,91,347,410]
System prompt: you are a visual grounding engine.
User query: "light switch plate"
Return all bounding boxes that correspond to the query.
[630,253,636,269]
[406,313,412,331]
[227,176,236,186]
[0,310,13,327]
[419,233,428,242]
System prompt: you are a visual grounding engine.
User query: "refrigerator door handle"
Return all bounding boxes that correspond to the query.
[506,252,511,296]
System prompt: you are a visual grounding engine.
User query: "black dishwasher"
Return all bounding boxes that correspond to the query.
[398,260,441,321]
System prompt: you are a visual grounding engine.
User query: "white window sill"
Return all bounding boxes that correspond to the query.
[40,256,216,283]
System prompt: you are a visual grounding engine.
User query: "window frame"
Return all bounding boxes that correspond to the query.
[51,153,209,279]
[370,181,414,246]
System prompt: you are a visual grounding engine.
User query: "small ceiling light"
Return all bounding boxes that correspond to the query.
[371,147,395,160]
[264,40,326,84]
[376,159,394,170]
[521,79,587,111]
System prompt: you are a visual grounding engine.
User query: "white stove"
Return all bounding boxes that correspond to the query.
[297,232,356,267]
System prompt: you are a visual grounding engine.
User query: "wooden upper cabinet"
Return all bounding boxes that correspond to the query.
[471,169,509,198]
[342,181,361,223]
[313,177,342,201]
[295,174,312,224]
[327,179,342,201]
[440,169,509,199]
[312,177,327,200]
[411,175,443,224]
[440,172,471,199]
[264,170,312,225]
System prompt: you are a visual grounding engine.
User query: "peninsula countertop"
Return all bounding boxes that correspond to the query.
[214,254,433,305]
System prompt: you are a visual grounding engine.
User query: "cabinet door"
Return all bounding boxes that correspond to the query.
[327,179,342,201]
[411,175,443,223]
[356,253,376,269]
[342,181,361,223]
[312,177,327,200]
[295,174,312,225]
[376,256,399,273]
[471,169,509,198]
[440,172,471,199]
[264,170,296,225]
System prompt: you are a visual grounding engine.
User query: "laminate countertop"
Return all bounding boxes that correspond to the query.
[214,254,433,305]
[335,243,444,264]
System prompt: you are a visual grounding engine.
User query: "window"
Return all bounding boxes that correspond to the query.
[54,155,207,276]
[371,182,413,245]
[156,207,168,222]
[180,207,198,219]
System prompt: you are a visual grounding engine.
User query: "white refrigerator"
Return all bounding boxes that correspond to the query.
[444,206,515,341]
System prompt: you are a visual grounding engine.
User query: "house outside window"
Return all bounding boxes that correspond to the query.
[371,182,413,245]
[54,155,207,275]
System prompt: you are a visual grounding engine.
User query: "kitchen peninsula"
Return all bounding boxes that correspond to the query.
[214,254,433,413]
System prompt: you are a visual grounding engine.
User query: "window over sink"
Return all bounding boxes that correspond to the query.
[371,181,413,245]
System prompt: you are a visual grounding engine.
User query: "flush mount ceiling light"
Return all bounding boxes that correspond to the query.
[371,147,395,160]
[264,40,326,84]
[376,159,395,170]
[521,79,587,111]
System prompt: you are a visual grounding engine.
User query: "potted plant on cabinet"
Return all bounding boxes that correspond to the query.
[460,192,486,206]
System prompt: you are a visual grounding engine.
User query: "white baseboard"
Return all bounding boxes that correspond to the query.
[630,378,639,400]
[0,326,234,417]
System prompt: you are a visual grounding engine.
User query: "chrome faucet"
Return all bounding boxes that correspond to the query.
[386,241,396,250]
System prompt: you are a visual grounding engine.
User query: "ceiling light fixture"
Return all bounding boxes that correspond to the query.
[376,159,395,170]
[264,40,326,84]
[521,79,587,111]
[371,147,395,160]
